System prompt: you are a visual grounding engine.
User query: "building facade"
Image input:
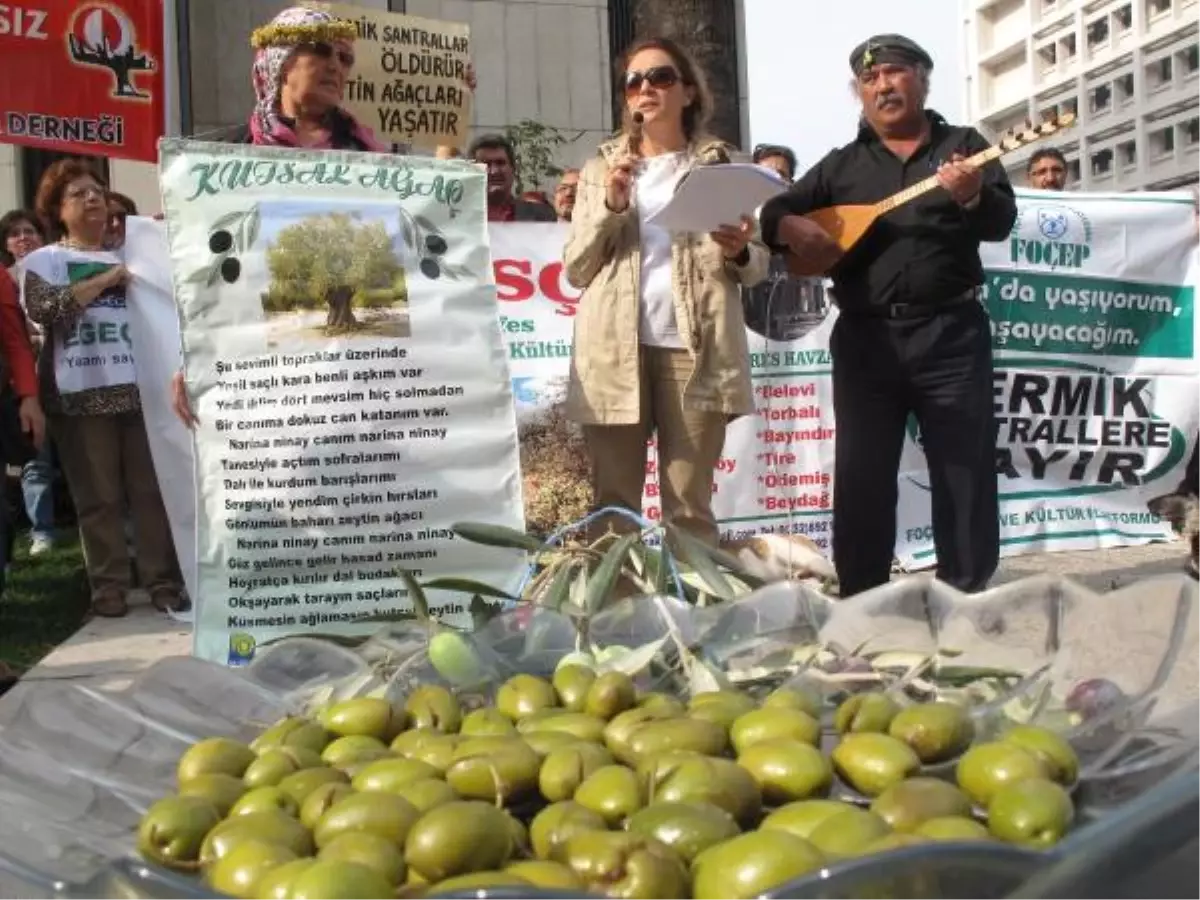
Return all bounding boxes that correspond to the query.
[962,0,1199,192]
[0,0,749,216]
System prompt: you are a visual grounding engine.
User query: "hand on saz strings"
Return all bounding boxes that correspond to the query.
[777,215,843,275]
[710,215,755,259]
[937,153,982,206]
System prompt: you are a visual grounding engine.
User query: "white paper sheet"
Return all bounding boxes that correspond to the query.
[645,163,788,233]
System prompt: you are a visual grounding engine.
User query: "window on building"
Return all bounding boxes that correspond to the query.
[1119,140,1138,167]
[1087,18,1110,49]
[1038,42,1058,72]
[1060,34,1077,60]
[1062,97,1079,117]
[1089,83,1112,113]
[1067,159,1082,183]
[1113,4,1134,30]
[1180,45,1199,76]
[1146,0,1172,17]
[1115,72,1135,102]
[1150,126,1176,157]
[1146,56,1173,90]
[1183,117,1199,146]
[1091,148,1114,176]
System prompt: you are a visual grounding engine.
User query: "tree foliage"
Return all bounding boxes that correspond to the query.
[263,213,404,326]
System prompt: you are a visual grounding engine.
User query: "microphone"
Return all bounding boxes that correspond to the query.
[630,111,644,158]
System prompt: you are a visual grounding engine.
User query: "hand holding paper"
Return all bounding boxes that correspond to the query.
[646,163,788,234]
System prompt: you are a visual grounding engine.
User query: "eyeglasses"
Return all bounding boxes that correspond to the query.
[65,184,104,202]
[624,66,680,95]
[302,41,355,68]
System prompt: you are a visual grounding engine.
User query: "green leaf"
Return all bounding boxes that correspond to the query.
[584,532,640,614]
[599,637,668,675]
[665,525,736,600]
[540,559,576,611]
[415,214,439,236]
[650,546,672,596]
[452,521,542,552]
[396,568,430,622]
[421,577,515,601]
[240,205,261,251]
[209,209,245,235]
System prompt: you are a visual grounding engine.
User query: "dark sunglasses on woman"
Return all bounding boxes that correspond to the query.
[302,41,355,68]
[624,65,680,94]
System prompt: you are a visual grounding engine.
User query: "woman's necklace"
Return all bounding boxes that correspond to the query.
[59,236,107,252]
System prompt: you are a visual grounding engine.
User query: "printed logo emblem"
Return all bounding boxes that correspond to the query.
[67,3,156,100]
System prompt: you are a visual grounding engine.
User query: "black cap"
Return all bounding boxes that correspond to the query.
[849,34,934,75]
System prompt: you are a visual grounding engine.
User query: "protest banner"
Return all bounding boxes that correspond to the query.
[895,189,1199,566]
[0,1,164,161]
[309,2,471,150]
[158,140,525,665]
[491,190,1198,566]
[124,216,199,608]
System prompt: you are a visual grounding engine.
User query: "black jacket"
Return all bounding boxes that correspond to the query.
[760,111,1017,313]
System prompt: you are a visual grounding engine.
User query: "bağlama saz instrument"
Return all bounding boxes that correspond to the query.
[785,112,1077,276]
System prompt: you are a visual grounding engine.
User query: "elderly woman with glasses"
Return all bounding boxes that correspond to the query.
[171,5,475,424]
[21,160,184,617]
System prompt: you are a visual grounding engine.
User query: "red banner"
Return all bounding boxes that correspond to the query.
[0,1,164,162]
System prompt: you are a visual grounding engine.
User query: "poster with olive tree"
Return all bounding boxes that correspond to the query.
[158,140,526,665]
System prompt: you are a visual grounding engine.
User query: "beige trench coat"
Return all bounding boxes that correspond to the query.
[562,133,769,426]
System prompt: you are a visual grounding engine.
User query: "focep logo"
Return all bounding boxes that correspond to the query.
[227,631,257,667]
[66,3,157,101]
[1009,203,1093,270]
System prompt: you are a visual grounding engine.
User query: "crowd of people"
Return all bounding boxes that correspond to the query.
[0,6,1194,624]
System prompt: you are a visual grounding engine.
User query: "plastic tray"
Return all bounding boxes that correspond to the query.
[0,572,1193,899]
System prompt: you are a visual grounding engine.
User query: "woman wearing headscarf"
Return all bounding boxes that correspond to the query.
[171,5,473,423]
[21,160,183,617]
[563,37,768,547]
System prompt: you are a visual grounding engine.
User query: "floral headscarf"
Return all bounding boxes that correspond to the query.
[248,5,384,151]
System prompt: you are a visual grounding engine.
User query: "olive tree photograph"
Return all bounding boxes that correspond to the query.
[262,207,411,339]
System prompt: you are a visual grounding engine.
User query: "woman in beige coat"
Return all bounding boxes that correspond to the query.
[563,37,768,546]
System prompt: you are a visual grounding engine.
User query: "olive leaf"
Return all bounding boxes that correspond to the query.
[421,577,515,601]
[414,215,439,236]
[583,532,640,615]
[396,568,430,622]
[239,205,261,252]
[186,264,217,285]
[397,210,418,251]
[599,637,668,676]
[452,521,542,552]
[539,559,577,611]
[205,264,225,288]
[665,525,736,601]
[210,209,246,235]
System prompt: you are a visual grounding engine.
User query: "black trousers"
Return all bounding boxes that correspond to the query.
[830,302,999,597]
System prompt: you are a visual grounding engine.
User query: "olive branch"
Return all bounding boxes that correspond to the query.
[187,205,262,287]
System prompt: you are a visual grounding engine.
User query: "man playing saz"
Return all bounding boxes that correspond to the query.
[759,35,1017,597]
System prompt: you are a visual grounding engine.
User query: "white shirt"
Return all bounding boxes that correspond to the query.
[635,153,686,348]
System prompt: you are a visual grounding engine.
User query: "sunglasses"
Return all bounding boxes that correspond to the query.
[624,66,680,94]
[302,41,355,68]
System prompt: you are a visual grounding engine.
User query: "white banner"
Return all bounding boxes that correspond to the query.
[158,141,525,664]
[494,190,1198,568]
[124,216,199,605]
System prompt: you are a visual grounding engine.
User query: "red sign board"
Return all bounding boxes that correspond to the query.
[0,2,165,162]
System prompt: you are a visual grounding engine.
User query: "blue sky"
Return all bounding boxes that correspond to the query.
[745,0,964,175]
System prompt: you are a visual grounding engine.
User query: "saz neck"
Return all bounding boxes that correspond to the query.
[875,144,1004,213]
